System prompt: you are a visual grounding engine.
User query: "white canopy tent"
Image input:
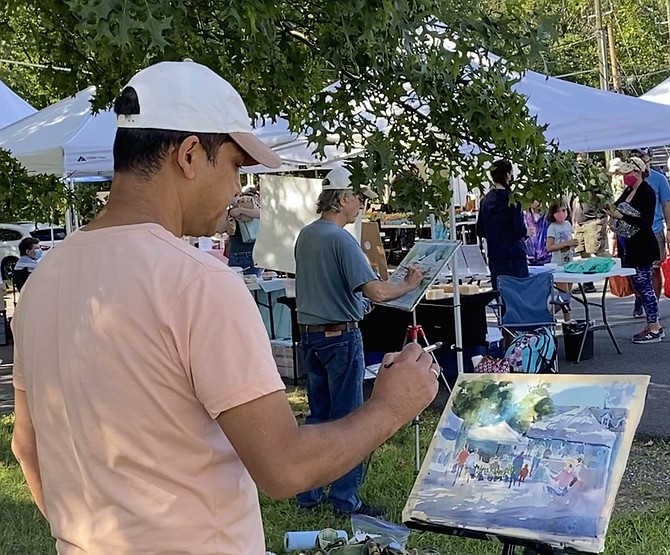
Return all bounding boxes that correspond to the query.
[0,86,115,177]
[515,70,670,152]
[5,66,670,178]
[0,79,36,130]
[639,75,670,106]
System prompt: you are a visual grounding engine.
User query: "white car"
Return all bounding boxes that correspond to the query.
[0,223,67,279]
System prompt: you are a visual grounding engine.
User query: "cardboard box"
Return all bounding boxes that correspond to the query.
[270,338,302,379]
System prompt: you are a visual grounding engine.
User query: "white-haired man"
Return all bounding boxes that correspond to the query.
[294,166,424,516]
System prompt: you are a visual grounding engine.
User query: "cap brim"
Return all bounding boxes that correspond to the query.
[230,132,282,169]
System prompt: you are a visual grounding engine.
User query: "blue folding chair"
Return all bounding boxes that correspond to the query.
[496,273,559,373]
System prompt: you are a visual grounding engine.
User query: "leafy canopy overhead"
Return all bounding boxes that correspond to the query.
[0,0,604,216]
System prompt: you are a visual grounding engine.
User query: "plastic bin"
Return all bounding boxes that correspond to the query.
[562,319,594,361]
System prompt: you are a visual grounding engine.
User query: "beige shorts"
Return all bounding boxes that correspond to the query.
[574,219,608,256]
[653,231,666,268]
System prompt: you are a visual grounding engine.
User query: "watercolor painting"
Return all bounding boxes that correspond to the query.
[403,374,649,553]
[378,239,460,312]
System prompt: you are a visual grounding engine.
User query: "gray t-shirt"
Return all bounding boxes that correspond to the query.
[295,219,378,325]
[547,221,574,265]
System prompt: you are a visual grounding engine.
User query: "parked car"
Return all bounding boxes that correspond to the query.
[0,223,67,279]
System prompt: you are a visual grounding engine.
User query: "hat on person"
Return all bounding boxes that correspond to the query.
[630,147,652,160]
[607,157,623,174]
[618,157,647,174]
[116,60,281,169]
[321,167,378,199]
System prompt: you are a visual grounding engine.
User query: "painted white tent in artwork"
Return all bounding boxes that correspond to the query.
[468,421,527,446]
[0,79,36,129]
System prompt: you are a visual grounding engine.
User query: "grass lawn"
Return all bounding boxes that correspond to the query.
[1,389,670,554]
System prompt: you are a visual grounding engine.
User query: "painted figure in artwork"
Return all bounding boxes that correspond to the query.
[546,463,578,497]
[509,451,525,488]
[452,447,470,484]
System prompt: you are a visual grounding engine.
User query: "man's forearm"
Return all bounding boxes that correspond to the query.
[276,399,405,498]
[364,280,416,303]
[218,392,405,500]
[12,389,48,519]
[12,437,47,518]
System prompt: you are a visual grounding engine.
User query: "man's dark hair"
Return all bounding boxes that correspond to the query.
[19,237,39,256]
[113,87,233,179]
[490,159,513,186]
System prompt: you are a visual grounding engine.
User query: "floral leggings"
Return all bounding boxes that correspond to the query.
[631,266,658,325]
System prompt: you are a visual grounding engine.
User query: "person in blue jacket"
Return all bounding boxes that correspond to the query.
[476,159,529,290]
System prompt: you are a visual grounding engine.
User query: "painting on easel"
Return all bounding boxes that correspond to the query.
[403,374,649,553]
[377,239,460,312]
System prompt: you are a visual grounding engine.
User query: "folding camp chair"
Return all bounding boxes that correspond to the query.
[495,273,559,373]
[11,268,30,307]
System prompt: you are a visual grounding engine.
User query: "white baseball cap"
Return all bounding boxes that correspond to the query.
[321,167,378,199]
[116,60,281,169]
[618,157,646,174]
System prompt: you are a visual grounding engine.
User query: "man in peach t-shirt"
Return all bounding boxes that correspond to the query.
[10,61,439,555]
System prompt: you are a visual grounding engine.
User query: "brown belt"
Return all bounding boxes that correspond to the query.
[299,321,359,333]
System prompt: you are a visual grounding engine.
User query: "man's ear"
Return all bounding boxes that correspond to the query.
[175,135,202,179]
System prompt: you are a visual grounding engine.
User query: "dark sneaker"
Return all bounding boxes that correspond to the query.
[334,502,387,518]
[632,328,662,344]
[633,298,644,318]
[583,283,596,293]
[296,500,324,512]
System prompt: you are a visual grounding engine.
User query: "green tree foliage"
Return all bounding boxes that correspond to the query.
[485,0,670,95]
[452,377,555,433]
[0,149,66,223]
[0,0,595,215]
[0,149,104,224]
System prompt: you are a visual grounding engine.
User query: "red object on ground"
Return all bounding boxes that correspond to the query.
[661,258,670,298]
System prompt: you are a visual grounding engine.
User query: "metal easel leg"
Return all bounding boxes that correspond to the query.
[404,309,450,474]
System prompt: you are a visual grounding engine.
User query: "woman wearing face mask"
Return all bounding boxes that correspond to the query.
[476,159,529,290]
[546,203,578,321]
[607,157,661,344]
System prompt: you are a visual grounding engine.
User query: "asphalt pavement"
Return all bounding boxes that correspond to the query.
[1,287,669,438]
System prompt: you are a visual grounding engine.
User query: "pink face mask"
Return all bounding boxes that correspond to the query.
[623,173,638,187]
[554,211,567,224]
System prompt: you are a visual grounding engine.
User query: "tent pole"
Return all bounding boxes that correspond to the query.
[64,177,74,235]
[449,175,465,375]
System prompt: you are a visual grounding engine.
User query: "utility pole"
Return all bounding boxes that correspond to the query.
[594,0,610,92]
[607,23,621,92]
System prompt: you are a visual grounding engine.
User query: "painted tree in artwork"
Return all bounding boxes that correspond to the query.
[508,383,555,433]
[451,378,515,427]
[451,378,555,433]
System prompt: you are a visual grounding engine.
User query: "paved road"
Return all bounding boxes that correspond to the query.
[1,290,669,438]
[561,290,670,439]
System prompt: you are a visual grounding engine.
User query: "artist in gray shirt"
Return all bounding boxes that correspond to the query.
[294,167,422,516]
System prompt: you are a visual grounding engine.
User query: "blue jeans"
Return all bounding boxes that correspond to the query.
[296,329,365,512]
[227,250,260,275]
